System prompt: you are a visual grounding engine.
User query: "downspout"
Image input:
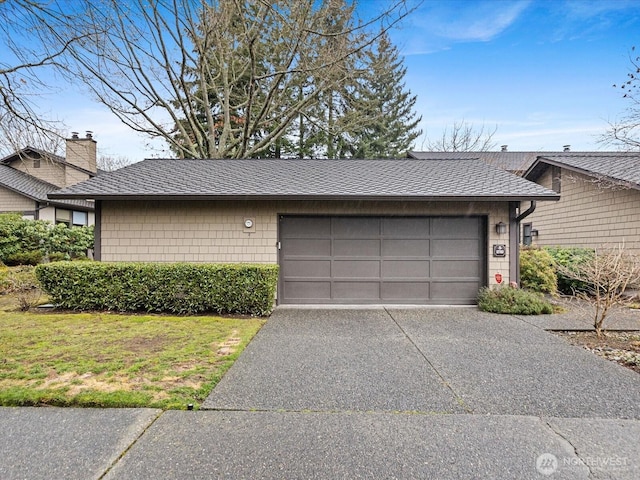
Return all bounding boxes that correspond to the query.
[516,201,536,223]
[512,201,537,286]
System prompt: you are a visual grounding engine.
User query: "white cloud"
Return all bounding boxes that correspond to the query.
[392,0,531,55]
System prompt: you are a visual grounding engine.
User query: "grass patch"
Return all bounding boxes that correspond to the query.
[0,304,263,409]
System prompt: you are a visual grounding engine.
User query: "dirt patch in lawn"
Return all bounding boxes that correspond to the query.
[556,331,640,374]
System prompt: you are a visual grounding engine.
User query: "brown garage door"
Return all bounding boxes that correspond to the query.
[278,216,485,305]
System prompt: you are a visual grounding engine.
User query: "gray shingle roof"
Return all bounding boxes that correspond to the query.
[408,150,640,174]
[408,151,550,172]
[0,164,94,210]
[49,158,559,201]
[525,153,640,188]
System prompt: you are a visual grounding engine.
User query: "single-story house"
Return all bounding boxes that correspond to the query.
[0,132,98,225]
[523,153,640,254]
[49,158,559,305]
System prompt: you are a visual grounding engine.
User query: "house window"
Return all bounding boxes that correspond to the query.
[72,211,88,226]
[551,166,561,193]
[56,209,88,227]
[33,158,41,168]
[523,223,533,246]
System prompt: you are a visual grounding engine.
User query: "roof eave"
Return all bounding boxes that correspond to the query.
[47,193,561,202]
[525,157,640,191]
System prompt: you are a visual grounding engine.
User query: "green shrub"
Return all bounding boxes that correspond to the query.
[35,262,279,316]
[46,223,94,258]
[544,246,594,295]
[477,286,553,315]
[47,252,70,262]
[4,250,44,266]
[519,247,557,294]
[0,213,26,261]
[0,214,94,264]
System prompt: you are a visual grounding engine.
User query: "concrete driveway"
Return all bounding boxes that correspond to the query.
[3,308,640,479]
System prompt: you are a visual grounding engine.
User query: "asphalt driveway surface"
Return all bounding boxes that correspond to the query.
[203,307,640,419]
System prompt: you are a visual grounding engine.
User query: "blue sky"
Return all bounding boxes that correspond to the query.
[14,0,640,161]
[388,0,640,152]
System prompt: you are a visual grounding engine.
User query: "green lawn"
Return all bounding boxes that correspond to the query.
[0,295,264,409]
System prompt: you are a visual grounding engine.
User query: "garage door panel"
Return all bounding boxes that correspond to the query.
[382,217,430,237]
[282,260,331,277]
[382,282,429,301]
[431,239,479,257]
[382,260,430,279]
[279,216,485,305]
[333,239,380,256]
[282,217,331,237]
[332,217,380,237]
[431,281,480,301]
[432,260,480,278]
[283,239,331,256]
[333,260,380,278]
[432,217,478,237]
[333,282,380,299]
[284,281,331,300]
[382,239,430,257]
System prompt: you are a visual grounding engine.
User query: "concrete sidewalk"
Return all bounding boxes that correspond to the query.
[1,408,638,479]
[1,307,639,479]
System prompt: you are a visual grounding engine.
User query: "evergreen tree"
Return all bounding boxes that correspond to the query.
[343,31,422,158]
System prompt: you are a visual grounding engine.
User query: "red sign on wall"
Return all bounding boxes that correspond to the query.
[495,273,503,284]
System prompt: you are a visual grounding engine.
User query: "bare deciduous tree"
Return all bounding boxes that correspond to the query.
[558,244,640,337]
[602,46,640,150]
[0,0,102,154]
[97,155,132,172]
[2,0,414,159]
[423,120,497,152]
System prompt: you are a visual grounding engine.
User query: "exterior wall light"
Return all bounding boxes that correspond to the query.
[531,229,539,237]
[495,222,507,235]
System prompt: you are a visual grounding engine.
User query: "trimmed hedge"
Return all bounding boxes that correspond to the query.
[35,262,279,316]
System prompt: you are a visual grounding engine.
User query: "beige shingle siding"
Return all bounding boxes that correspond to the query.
[0,186,35,212]
[528,169,640,253]
[101,199,513,285]
[9,158,66,188]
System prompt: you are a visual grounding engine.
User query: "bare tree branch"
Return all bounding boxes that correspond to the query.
[422,120,498,152]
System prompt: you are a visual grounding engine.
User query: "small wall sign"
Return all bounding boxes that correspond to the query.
[493,244,506,257]
[495,273,503,284]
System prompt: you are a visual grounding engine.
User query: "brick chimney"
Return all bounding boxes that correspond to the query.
[65,131,97,187]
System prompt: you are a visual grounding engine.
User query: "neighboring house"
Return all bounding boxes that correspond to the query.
[0,132,98,225]
[50,158,558,305]
[523,153,640,254]
[408,147,575,175]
